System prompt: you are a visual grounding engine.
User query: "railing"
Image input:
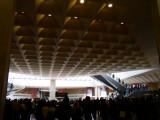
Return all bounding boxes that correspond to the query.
[92,75,120,92]
[101,74,126,93]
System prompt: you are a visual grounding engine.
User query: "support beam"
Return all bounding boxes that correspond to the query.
[152,0,160,64]
[0,0,16,120]
[97,86,101,99]
[49,79,56,100]
[95,86,98,99]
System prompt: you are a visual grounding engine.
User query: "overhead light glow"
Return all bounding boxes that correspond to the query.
[108,3,113,8]
[121,22,124,24]
[80,0,84,4]
[48,14,52,16]
[74,16,78,19]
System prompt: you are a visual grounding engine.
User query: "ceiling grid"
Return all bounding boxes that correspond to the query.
[10,0,154,79]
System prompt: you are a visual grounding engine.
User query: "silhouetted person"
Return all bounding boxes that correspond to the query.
[100,99,109,120]
[83,96,92,120]
[91,100,97,120]
[58,96,71,120]
[119,78,121,83]
[72,101,83,120]
[112,74,115,78]
[10,83,13,90]
[95,98,100,115]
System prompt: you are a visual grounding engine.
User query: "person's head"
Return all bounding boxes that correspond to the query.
[63,95,69,103]
[85,96,90,102]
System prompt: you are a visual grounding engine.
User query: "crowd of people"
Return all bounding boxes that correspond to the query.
[125,84,148,96]
[3,94,160,120]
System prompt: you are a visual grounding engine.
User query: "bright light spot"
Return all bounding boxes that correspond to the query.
[113,68,154,79]
[108,3,113,8]
[74,16,78,19]
[48,14,52,16]
[21,11,25,14]
[80,0,84,4]
[121,22,124,25]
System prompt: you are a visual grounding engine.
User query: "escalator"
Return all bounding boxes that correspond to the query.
[6,83,25,97]
[92,75,120,92]
[92,74,153,98]
[128,90,153,98]
[92,74,126,94]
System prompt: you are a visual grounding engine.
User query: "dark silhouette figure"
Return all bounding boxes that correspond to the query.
[100,99,109,120]
[72,101,83,120]
[83,96,92,120]
[57,96,71,120]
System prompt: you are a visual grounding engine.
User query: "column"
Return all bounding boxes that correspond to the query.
[95,86,97,99]
[0,1,16,120]
[31,88,37,98]
[49,79,56,100]
[152,0,160,63]
[97,86,101,99]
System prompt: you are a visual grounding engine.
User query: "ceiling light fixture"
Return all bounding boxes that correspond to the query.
[121,22,124,25]
[74,16,78,19]
[80,0,84,4]
[108,3,113,8]
[48,14,52,16]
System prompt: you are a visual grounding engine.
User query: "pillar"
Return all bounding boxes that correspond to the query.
[152,0,160,64]
[97,86,101,99]
[31,88,37,98]
[49,79,56,100]
[95,86,97,99]
[0,0,16,120]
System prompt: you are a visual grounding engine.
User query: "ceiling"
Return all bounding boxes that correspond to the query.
[123,68,160,84]
[9,0,160,82]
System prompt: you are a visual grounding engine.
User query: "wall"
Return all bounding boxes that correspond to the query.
[148,82,160,90]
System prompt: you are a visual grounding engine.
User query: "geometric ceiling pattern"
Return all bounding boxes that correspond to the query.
[124,69,160,84]
[9,0,153,79]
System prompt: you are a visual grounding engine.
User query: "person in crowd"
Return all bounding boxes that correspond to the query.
[90,100,97,120]
[10,83,13,90]
[42,101,49,120]
[57,96,72,120]
[4,91,160,120]
[35,100,44,120]
[19,99,28,120]
[112,74,115,78]
[83,96,92,120]
[95,98,100,115]
[72,101,83,120]
[11,99,20,120]
[122,80,124,84]
[118,78,121,83]
[100,99,109,120]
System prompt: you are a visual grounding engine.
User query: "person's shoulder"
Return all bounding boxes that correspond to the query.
[49,107,56,112]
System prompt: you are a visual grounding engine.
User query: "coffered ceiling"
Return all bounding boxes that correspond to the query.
[9,0,159,80]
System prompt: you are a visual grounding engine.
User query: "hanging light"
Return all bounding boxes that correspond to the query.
[121,22,124,25]
[108,3,113,8]
[74,16,78,19]
[80,0,84,4]
[48,14,52,16]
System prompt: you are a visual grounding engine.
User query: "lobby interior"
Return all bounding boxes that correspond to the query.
[1,0,160,119]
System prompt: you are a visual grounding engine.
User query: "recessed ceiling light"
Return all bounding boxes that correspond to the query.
[108,3,113,8]
[80,0,84,4]
[74,16,78,19]
[121,22,124,24]
[48,14,52,16]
